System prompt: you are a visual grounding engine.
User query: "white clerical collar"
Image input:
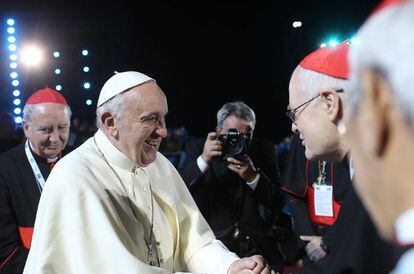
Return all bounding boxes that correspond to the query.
[395,208,414,245]
[94,129,138,172]
[348,155,355,180]
[28,140,59,163]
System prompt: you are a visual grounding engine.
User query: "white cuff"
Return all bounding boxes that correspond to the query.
[197,156,209,173]
[246,173,260,190]
[187,239,239,274]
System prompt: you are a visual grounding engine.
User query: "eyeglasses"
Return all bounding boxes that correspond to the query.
[286,89,343,124]
[139,115,167,128]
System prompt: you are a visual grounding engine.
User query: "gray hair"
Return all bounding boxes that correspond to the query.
[216,101,256,128]
[23,104,72,125]
[96,91,128,129]
[295,65,350,99]
[349,2,414,125]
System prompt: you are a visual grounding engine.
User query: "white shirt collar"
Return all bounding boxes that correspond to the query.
[348,155,355,180]
[395,208,414,245]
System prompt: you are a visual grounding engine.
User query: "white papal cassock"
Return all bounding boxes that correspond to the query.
[24,130,239,274]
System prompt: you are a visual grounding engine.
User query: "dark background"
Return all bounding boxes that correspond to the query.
[0,0,379,144]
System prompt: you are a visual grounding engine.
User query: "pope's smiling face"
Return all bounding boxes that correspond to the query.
[115,82,168,166]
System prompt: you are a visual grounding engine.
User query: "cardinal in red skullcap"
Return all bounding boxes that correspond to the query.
[0,86,72,273]
[282,40,398,273]
[25,86,68,105]
[299,41,350,79]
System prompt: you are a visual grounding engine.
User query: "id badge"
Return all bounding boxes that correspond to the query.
[314,184,333,217]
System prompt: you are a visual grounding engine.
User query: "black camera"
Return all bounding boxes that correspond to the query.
[214,128,251,160]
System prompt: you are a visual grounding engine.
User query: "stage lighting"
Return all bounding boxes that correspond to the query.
[55,68,61,75]
[13,98,21,105]
[14,108,21,115]
[13,90,20,96]
[12,80,19,87]
[53,51,60,58]
[8,36,15,43]
[328,40,339,47]
[20,45,44,67]
[320,43,327,48]
[83,82,91,89]
[7,27,15,34]
[10,72,18,79]
[86,99,92,106]
[10,54,17,61]
[14,117,22,123]
[9,44,16,51]
[10,62,17,69]
[83,66,90,72]
[82,49,88,56]
[56,85,62,91]
[7,19,15,26]
[292,21,302,28]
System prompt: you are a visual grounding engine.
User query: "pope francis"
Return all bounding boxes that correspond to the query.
[23,71,274,274]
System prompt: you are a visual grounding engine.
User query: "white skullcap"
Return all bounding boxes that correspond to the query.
[97,71,155,107]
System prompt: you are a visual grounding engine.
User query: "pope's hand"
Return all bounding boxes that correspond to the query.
[229,255,276,274]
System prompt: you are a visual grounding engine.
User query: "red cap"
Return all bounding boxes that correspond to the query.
[300,41,350,79]
[371,0,406,17]
[26,87,68,105]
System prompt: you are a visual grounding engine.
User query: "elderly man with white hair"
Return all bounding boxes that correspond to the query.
[287,38,398,273]
[0,87,71,274]
[345,0,414,272]
[23,71,274,274]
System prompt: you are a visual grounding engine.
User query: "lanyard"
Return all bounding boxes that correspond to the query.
[316,161,327,185]
[24,140,46,193]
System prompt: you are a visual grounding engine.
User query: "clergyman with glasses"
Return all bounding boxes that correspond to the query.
[24,71,275,274]
[285,41,397,273]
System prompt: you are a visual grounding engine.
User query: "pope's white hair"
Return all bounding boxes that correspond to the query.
[349,2,414,125]
[293,66,350,99]
[96,92,128,129]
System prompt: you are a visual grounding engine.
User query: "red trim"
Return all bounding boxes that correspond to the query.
[306,162,341,226]
[307,186,342,226]
[18,226,33,249]
[304,160,310,196]
[282,186,306,198]
[281,160,310,198]
[0,246,18,269]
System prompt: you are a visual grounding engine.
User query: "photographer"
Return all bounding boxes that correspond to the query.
[180,101,286,272]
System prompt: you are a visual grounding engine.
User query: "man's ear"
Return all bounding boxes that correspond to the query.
[23,122,29,138]
[360,68,391,157]
[320,89,343,123]
[101,112,119,138]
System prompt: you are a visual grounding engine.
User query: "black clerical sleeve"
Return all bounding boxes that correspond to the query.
[0,170,28,274]
[0,144,51,274]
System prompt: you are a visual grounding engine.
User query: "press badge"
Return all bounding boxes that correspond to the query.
[314,185,333,217]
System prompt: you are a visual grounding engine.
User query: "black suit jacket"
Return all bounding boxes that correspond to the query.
[0,143,71,274]
[179,137,284,258]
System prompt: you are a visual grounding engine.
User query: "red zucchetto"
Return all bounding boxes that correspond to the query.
[371,0,406,17]
[300,41,350,80]
[26,87,68,105]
